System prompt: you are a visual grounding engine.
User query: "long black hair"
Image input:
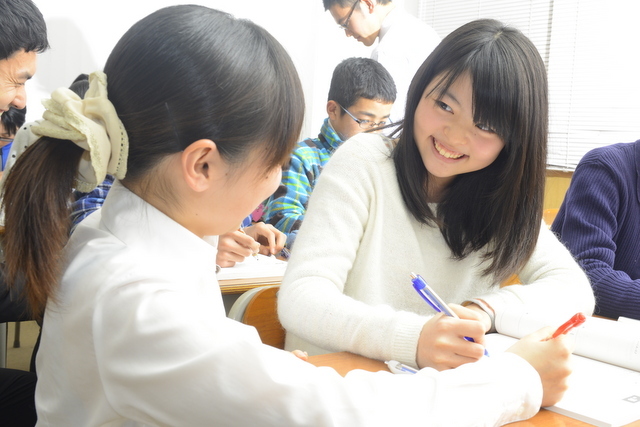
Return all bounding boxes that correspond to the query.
[393,19,548,283]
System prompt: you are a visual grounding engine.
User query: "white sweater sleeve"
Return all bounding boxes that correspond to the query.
[278,135,428,364]
[471,224,596,327]
[94,275,542,427]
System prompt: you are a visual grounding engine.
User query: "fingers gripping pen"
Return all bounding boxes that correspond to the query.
[410,273,489,357]
[550,312,586,339]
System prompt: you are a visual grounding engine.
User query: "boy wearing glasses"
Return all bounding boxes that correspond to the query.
[323,0,439,122]
[263,57,395,248]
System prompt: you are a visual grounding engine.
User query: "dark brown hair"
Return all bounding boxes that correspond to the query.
[1,6,304,319]
[393,19,548,283]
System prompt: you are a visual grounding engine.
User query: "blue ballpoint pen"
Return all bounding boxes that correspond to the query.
[410,272,489,357]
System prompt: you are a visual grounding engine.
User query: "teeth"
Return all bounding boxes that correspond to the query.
[434,140,464,159]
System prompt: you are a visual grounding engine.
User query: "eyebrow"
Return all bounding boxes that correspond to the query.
[442,89,461,106]
[14,70,34,82]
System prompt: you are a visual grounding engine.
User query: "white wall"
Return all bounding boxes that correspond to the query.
[27,0,388,140]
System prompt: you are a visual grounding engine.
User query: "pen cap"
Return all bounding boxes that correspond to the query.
[410,273,425,290]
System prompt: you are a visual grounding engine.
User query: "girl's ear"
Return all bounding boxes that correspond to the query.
[181,139,222,192]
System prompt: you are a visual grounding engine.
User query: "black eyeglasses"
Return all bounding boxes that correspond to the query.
[0,137,14,144]
[337,103,389,129]
[337,0,359,31]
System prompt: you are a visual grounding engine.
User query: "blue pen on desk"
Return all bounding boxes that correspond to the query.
[410,272,489,357]
[385,360,418,375]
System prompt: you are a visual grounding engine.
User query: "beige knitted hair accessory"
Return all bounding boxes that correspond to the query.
[31,71,129,193]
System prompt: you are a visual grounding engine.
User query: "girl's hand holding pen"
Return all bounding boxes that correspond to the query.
[506,327,573,407]
[245,222,286,256]
[216,222,286,267]
[216,230,261,267]
[416,304,488,370]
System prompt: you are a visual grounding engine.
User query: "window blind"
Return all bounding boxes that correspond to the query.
[417,0,640,170]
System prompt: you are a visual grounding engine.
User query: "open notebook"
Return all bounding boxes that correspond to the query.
[486,309,640,427]
[216,254,287,282]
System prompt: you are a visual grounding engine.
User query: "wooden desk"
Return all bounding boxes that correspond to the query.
[307,352,640,427]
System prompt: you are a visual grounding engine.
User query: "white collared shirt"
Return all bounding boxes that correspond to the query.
[35,180,543,426]
[371,8,441,123]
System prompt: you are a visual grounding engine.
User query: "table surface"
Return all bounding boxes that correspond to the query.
[307,351,640,427]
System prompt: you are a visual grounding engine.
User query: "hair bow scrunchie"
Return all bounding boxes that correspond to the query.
[31,71,129,193]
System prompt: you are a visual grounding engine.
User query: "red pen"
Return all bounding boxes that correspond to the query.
[550,312,586,339]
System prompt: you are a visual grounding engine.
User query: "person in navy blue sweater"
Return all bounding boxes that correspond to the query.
[552,140,640,320]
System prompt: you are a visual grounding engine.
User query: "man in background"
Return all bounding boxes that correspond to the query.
[323,0,439,122]
[0,0,49,425]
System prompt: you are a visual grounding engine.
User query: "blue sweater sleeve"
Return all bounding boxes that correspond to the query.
[552,152,640,319]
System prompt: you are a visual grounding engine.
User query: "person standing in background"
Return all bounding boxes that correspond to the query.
[323,0,440,122]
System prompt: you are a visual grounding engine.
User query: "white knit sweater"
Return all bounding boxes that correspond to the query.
[278,133,595,366]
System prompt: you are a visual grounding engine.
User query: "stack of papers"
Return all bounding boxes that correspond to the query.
[487,309,640,427]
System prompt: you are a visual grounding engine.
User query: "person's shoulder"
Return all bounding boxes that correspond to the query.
[338,133,394,159]
[579,141,637,169]
[390,9,438,36]
[380,10,439,62]
[291,137,325,165]
[296,136,321,151]
[11,120,41,150]
[323,134,396,177]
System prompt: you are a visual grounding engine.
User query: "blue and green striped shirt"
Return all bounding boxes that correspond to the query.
[263,118,343,248]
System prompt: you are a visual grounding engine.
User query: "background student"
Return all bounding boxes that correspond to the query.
[2,6,575,425]
[0,107,26,178]
[278,19,595,371]
[323,0,439,122]
[263,56,395,248]
[0,0,48,425]
[552,139,640,320]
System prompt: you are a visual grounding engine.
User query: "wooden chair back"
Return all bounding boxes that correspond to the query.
[232,286,285,349]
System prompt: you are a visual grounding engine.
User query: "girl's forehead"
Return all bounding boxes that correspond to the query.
[425,71,472,96]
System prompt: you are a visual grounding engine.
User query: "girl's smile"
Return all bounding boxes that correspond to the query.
[432,137,466,160]
[414,72,505,197]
